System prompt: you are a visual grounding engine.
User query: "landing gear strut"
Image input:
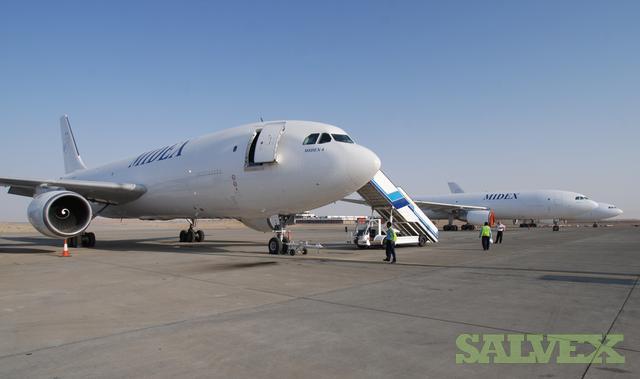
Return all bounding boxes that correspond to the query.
[268,215,307,255]
[179,219,205,243]
[443,215,458,231]
[68,232,96,248]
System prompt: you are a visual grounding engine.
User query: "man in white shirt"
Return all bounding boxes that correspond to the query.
[496,222,506,244]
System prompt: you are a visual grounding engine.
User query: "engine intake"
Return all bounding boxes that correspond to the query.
[27,191,93,238]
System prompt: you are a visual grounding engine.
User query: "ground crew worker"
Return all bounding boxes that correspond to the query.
[496,222,505,244]
[383,221,397,263]
[479,222,492,251]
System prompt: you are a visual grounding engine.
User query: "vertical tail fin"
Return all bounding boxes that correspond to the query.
[60,115,87,174]
[447,182,464,194]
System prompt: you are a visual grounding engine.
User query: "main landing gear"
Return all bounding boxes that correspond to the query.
[68,232,96,248]
[443,215,457,231]
[461,224,475,231]
[179,219,205,243]
[520,220,537,228]
[268,215,308,256]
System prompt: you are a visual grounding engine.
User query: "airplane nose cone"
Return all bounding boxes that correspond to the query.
[346,146,381,189]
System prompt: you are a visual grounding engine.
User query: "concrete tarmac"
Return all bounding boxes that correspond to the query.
[1,223,639,378]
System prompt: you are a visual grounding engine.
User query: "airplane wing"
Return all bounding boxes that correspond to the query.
[412,200,488,213]
[342,197,488,213]
[0,177,147,205]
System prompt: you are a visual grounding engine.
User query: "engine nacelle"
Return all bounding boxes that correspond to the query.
[463,210,496,226]
[27,191,93,238]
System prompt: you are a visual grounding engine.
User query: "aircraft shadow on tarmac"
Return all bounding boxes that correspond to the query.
[0,236,264,255]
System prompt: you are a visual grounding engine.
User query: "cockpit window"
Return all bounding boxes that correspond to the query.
[331,134,354,143]
[318,133,332,144]
[575,196,589,200]
[303,133,319,145]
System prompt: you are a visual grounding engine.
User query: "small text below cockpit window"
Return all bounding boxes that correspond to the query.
[575,196,590,200]
[303,133,320,145]
[331,134,354,143]
[318,133,332,144]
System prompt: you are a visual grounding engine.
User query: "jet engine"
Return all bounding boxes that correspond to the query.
[463,210,495,226]
[27,191,93,238]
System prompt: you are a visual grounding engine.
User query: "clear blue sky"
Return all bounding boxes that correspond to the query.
[1,1,638,221]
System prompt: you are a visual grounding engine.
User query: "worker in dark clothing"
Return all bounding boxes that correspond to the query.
[383,221,397,263]
[479,222,492,251]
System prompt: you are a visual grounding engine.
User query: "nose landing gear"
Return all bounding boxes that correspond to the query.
[179,219,205,243]
[268,215,308,256]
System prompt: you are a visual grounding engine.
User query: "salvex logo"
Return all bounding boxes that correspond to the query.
[456,334,625,364]
[484,193,519,200]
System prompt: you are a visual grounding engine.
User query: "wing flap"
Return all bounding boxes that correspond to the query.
[1,177,146,204]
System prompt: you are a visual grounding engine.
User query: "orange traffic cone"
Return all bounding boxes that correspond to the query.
[61,239,71,257]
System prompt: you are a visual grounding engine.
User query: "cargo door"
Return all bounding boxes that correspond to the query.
[250,122,286,164]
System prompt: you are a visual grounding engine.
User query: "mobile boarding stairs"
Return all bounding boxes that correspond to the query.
[356,171,439,245]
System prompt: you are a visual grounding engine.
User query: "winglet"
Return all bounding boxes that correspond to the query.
[447,182,464,194]
[60,115,87,174]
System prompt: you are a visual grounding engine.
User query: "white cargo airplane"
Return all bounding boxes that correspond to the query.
[414,182,602,231]
[0,116,381,254]
[344,181,600,232]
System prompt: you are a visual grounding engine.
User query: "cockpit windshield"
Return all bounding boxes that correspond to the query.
[303,133,319,145]
[303,132,354,145]
[318,133,332,144]
[331,134,354,143]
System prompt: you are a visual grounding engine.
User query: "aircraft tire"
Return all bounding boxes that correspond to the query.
[196,230,205,242]
[268,237,282,255]
[281,236,290,255]
[185,230,195,243]
[179,230,186,242]
[553,225,560,231]
[87,232,96,247]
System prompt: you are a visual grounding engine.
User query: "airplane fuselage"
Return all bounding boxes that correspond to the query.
[418,190,598,221]
[64,121,380,223]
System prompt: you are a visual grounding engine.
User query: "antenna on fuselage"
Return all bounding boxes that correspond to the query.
[259,116,264,122]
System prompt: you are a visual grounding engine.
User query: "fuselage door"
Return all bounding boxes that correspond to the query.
[251,122,286,164]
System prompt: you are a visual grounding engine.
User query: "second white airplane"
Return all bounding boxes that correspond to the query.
[414,182,604,231]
